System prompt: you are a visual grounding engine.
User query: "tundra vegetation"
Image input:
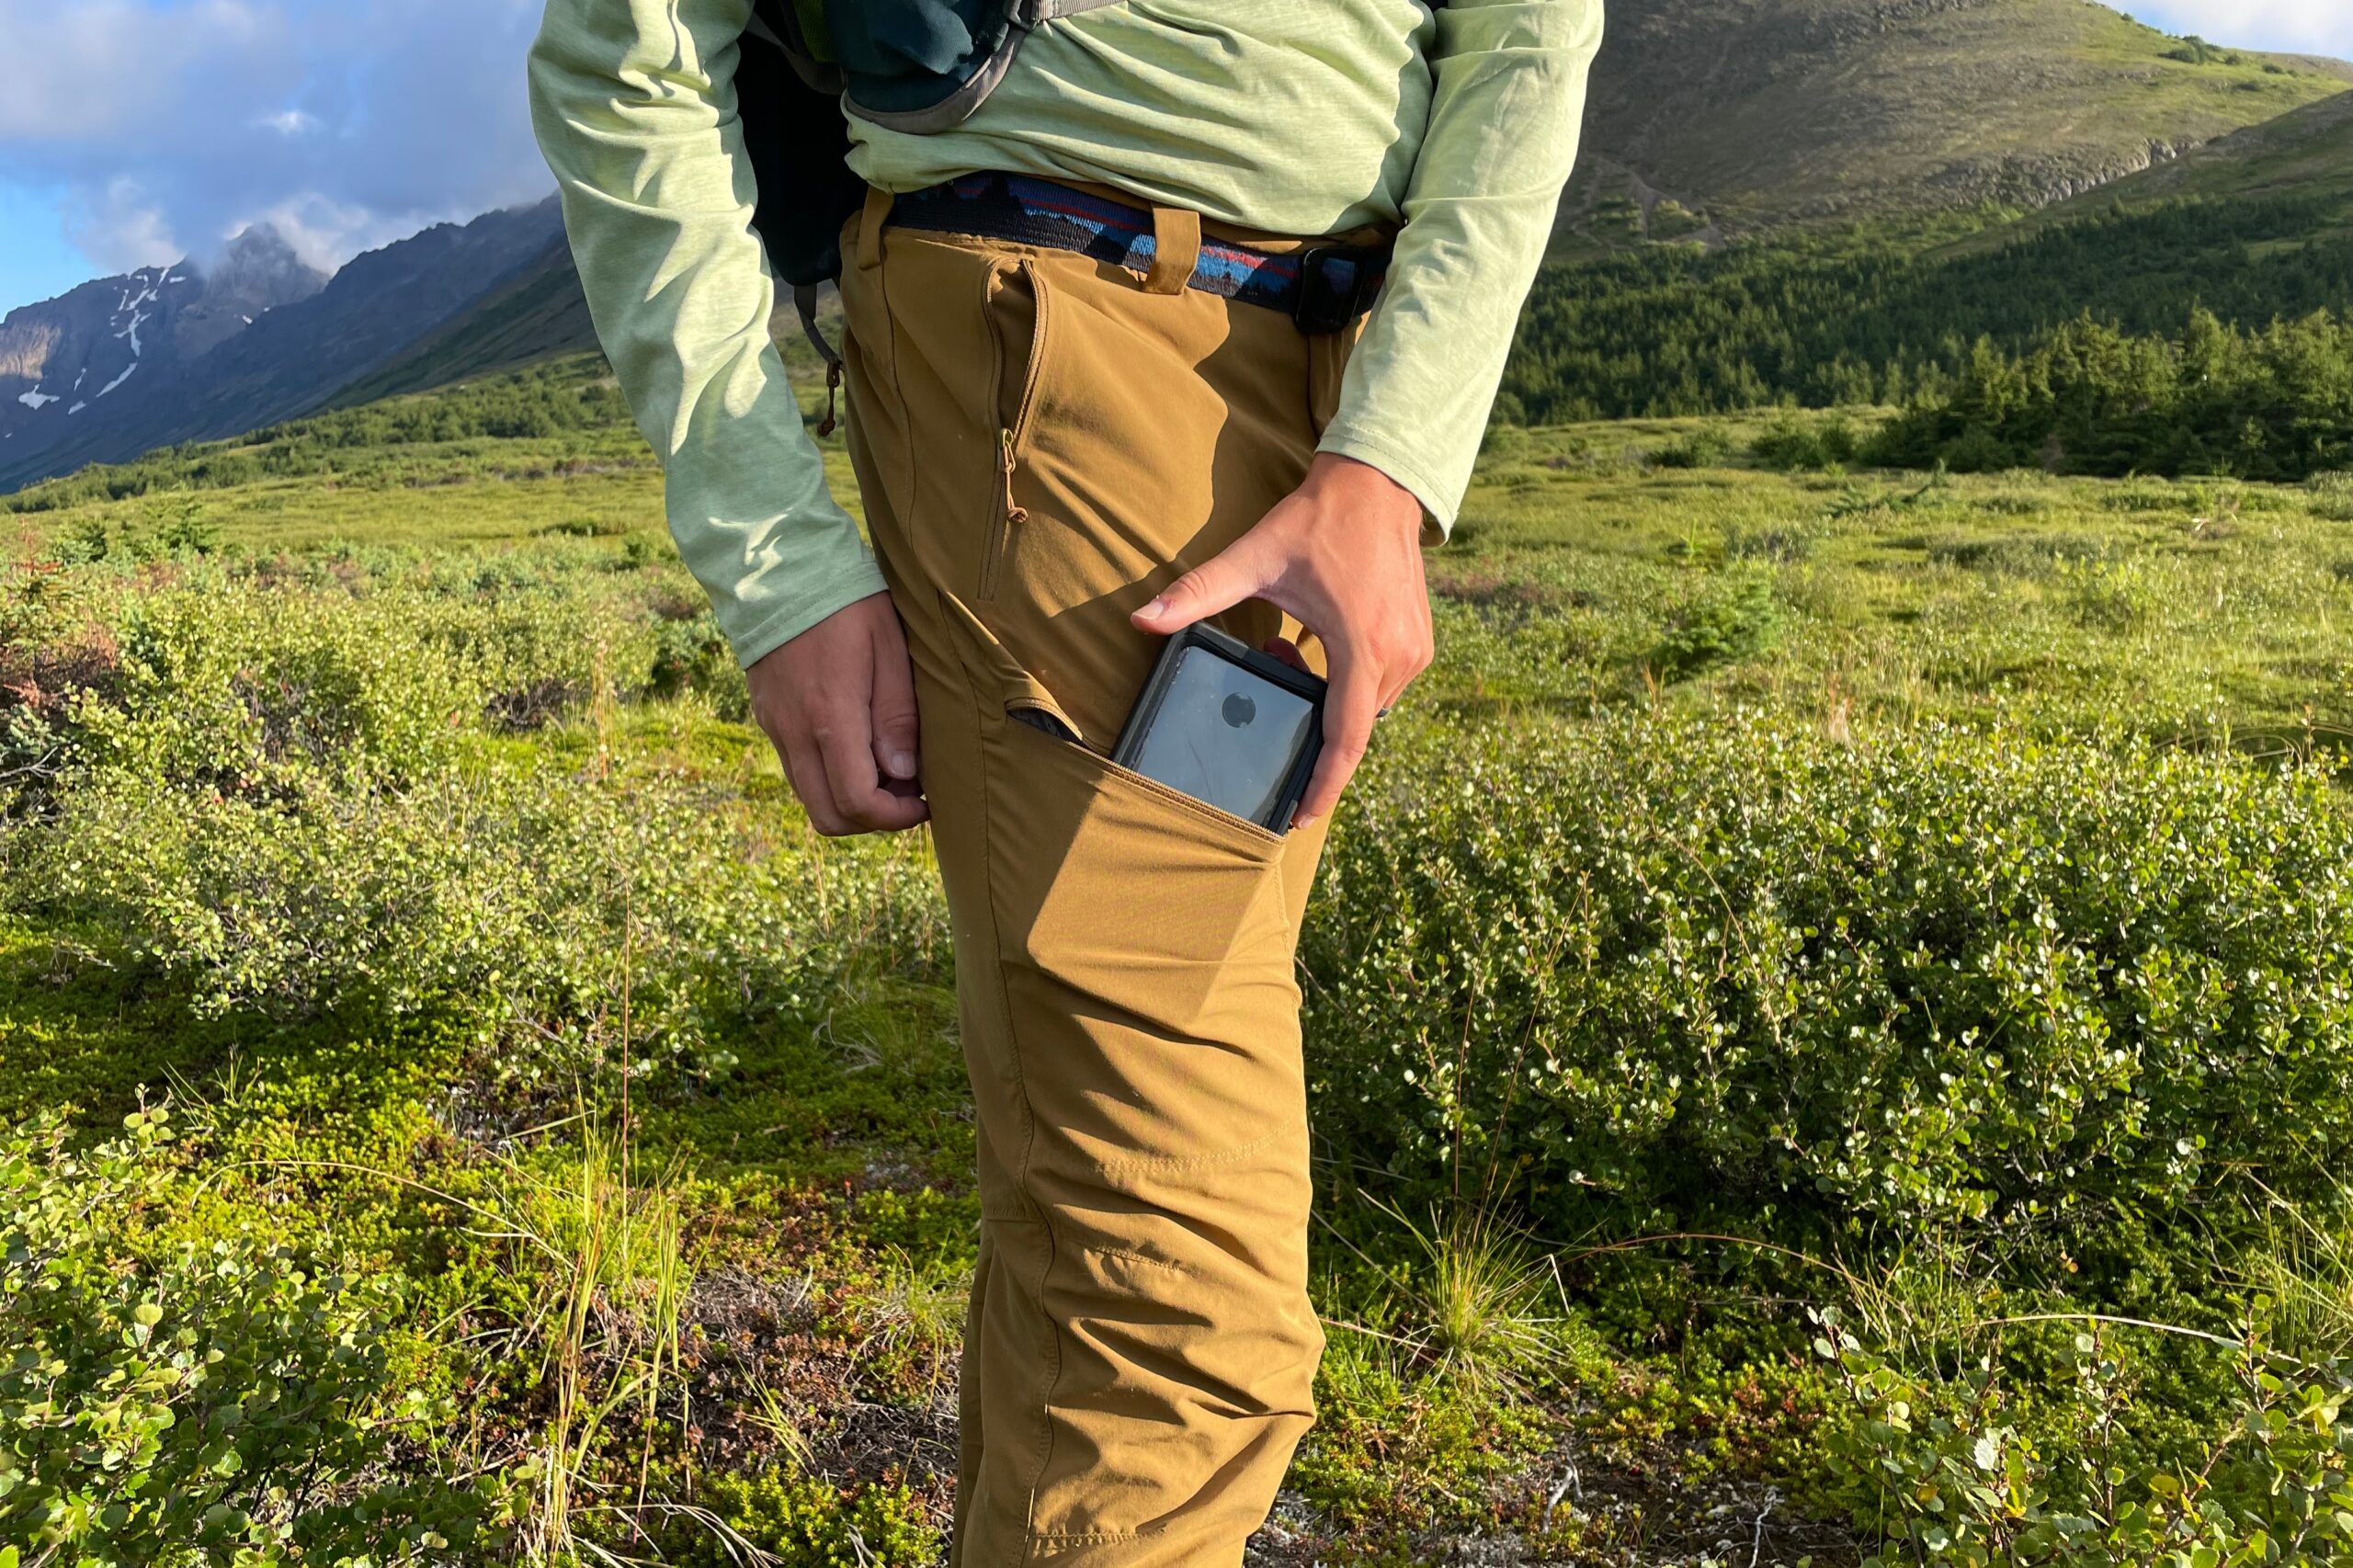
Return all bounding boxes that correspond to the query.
[9,328,2353,1567]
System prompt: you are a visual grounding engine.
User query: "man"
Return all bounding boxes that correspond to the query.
[528,1,1602,1561]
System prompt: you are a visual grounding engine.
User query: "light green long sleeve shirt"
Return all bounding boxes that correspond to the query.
[529,0,1603,666]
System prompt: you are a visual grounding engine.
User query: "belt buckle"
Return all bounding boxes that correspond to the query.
[1291,244,1387,335]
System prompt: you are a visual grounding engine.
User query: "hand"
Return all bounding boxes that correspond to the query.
[746,591,929,836]
[1131,453,1432,827]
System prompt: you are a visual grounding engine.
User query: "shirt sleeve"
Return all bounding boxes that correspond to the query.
[528,0,888,668]
[1316,0,1606,529]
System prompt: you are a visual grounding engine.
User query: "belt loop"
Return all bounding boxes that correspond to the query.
[1143,206,1200,296]
[857,186,893,272]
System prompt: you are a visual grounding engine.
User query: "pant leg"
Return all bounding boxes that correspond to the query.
[836,195,1356,1567]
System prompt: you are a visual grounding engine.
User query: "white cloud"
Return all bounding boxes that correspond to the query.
[254,109,321,137]
[63,176,181,274]
[242,192,432,274]
[0,0,552,281]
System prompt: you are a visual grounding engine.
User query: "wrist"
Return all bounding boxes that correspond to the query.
[1303,452,1423,535]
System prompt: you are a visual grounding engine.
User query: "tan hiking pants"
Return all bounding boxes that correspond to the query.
[835,185,1361,1565]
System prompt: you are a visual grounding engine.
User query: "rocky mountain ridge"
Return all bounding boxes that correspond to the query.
[0,200,565,493]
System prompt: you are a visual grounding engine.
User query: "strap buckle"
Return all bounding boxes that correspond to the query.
[1291,244,1388,335]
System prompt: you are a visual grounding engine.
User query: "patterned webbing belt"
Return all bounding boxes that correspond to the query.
[888,171,1391,335]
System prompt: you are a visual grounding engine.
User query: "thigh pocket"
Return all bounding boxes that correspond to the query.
[935,588,1306,1175]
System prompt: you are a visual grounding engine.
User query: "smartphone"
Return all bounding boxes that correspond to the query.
[1112,623,1325,831]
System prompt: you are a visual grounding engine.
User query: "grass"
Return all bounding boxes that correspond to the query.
[11,378,2353,1562]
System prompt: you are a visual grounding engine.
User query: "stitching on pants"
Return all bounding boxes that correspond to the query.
[874,228,925,562]
[961,627,1066,1543]
[1082,1245,1188,1276]
[1090,1119,1302,1179]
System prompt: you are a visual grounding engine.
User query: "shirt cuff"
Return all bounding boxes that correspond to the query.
[724,551,893,669]
[1316,423,1460,542]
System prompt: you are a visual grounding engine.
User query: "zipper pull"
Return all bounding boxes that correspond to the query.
[817,361,841,438]
[999,427,1029,526]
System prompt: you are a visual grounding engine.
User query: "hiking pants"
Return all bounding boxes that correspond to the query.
[835,184,1358,1565]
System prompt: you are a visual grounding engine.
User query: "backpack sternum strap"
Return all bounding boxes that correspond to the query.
[1017,0,1124,21]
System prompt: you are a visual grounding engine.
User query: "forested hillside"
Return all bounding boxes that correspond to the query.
[1502,183,2353,482]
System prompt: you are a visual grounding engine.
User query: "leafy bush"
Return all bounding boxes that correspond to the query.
[5,567,942,1081]
[1306,714,2353,1284]
[0,1108,500,1564]
[1815,1312,2353,1568]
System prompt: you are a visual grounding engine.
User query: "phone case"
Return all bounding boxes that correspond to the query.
[1111,623,1327,831]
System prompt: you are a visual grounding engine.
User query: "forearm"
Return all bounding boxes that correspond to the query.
[528,0,885,665]
[1318,0,1606,528]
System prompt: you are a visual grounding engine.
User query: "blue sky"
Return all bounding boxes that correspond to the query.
[0,0,2349,320]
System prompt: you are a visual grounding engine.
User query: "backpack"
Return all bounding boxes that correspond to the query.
[739,0,1123,294]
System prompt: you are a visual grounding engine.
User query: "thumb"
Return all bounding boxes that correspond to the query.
[1131,540,1269,634]
[869,611,922,782]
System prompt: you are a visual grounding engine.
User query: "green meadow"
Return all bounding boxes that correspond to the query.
[9,354,2353,1564]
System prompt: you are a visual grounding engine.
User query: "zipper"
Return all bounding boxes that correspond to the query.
[981,426,1029,602]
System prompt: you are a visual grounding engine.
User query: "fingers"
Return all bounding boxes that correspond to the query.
[1295,646,1383,828]
[805,694,930,836]
[1131,536,1270,635]
[1261,635,1310,674]
[746,593,929,838]
[868,608,922,785]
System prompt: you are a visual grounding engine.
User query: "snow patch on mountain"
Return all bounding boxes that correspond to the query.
[17,389,56,411]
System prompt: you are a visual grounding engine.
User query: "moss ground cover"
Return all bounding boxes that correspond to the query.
[8,387,2353,1563]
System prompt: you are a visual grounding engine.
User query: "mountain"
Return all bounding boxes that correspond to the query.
[1564,0,2353,245]
[0,228,328,473]
[0,199,587,494]
[2024,78,2353,229]
[10,0,2353,491]
[329,233,597,410]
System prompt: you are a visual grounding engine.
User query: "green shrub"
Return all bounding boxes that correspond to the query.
[1652,428,1733,469]
[5,567,942,1082]
[1751,413,1858,472]
[1646,567,1784,680]
[0,1108,501,1564]
[652,1466,939,1567]
[1305,715,2353,1285]
[2308,471,2353,522]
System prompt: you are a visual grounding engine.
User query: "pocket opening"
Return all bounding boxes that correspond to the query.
[1006,698,1081,744]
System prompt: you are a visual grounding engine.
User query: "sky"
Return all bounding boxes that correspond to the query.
[1,0,2350,320]
[0,0,553,317]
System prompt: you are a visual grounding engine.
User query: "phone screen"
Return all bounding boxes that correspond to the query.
[1126,644,1319,826]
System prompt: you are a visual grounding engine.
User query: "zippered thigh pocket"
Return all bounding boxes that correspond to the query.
[980,256,1051,604]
